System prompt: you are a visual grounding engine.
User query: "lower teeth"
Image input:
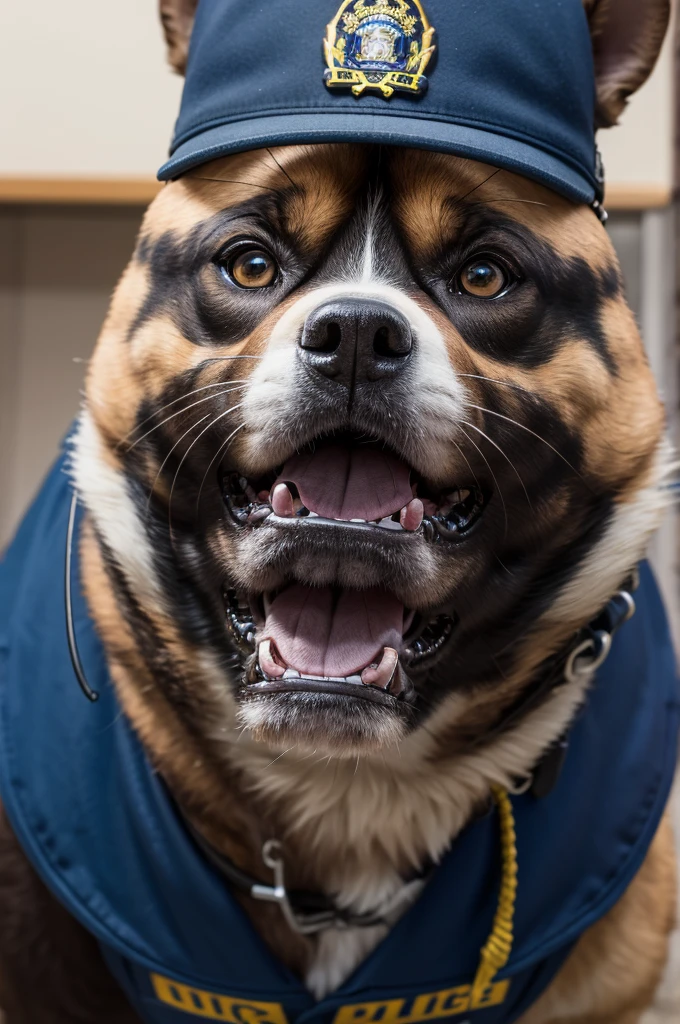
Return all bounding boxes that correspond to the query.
[402,615,456,666]
[225,590,455,675]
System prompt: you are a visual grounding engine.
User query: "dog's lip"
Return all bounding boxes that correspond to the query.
[221,471,487,542]
[244,674,412,706]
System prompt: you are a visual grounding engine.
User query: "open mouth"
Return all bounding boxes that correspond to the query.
[221,435,486,705]
[221,434,487,542]
[225,586,457,705]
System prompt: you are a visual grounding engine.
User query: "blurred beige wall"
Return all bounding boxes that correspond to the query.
[0,1,182,177]
[0,209,141,543]
[597,20,675,192]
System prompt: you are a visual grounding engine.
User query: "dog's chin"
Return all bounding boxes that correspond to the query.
[236,690,410,758]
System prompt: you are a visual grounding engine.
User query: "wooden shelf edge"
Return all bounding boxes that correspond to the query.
[0,178,673,210]
[604,184,672,210]
[0,177,162,204]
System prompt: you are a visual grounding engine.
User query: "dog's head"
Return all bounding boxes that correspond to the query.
[74,0,670,766]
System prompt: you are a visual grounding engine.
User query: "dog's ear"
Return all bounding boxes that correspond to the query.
[583,0,670,127]
[159,0,200,75]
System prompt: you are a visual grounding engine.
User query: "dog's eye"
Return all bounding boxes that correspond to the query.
[219,246,279,289]
[455,257,510,299]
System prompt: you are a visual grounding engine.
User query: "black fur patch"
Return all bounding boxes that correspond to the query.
[129,193,319,347]
[422,205,621,370]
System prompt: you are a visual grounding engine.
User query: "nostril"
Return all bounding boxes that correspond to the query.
[325,321,342,353]
[300,317,343,353]
[373,325,391,357]
[373,323,412,358]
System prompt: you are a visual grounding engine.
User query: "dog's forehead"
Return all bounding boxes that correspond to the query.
[389,149,612,265]
[145,145,609,264]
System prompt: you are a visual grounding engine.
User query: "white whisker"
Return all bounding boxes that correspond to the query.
[464,402,587,485]
[196,421,247,510]
[459,424,508,538]
[122,384,247,454]
[458,373,534,397]
[168,403,246,532]
[145,413,212,511]
[462,420,532,510]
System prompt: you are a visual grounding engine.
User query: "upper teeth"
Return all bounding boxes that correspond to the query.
[267,482,424,532]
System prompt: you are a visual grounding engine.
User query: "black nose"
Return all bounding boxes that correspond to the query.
[299,299,412,386]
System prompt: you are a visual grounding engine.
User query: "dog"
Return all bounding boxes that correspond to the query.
[0,1,677,1022]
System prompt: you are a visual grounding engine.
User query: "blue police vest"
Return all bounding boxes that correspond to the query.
[0,448,678,1024]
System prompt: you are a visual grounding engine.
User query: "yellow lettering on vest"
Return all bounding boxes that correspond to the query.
[330,980,510,1024]
[428,987,471,1018]
[469,980,510,1010]
[333,998,406,1024]
[150,973,289,1024]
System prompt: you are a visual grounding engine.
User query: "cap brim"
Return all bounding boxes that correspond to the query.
[157,112,596,205]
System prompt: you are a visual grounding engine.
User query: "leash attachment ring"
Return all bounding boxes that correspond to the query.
[564,629,612,683]
[253,839,423,935]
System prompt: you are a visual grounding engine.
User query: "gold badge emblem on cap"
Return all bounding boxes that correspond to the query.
[324,0,436,98]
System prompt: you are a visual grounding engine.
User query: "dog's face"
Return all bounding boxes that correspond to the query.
[75,143,667,761]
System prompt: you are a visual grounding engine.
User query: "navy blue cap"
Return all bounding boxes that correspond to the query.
[158,0,603,205]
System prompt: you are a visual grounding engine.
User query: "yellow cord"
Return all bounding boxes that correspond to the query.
[471,787,518,1006]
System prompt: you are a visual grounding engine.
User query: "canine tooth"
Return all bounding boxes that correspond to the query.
[258,639,286,679]
[283,668,301,679]
[400,498,424,532]
[350,518,365,523]
[271,482,295,518]
[361,647,399,690]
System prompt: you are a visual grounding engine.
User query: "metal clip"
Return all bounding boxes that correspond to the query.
[250,840,343,935]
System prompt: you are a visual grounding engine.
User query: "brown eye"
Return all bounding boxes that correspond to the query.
[457,258,509,298]
[224,248,278,289]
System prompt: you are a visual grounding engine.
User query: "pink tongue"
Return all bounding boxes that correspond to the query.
[263,585,404,677]
[274,443,412,521]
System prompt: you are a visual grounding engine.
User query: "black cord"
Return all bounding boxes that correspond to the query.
[65,492,99,702]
